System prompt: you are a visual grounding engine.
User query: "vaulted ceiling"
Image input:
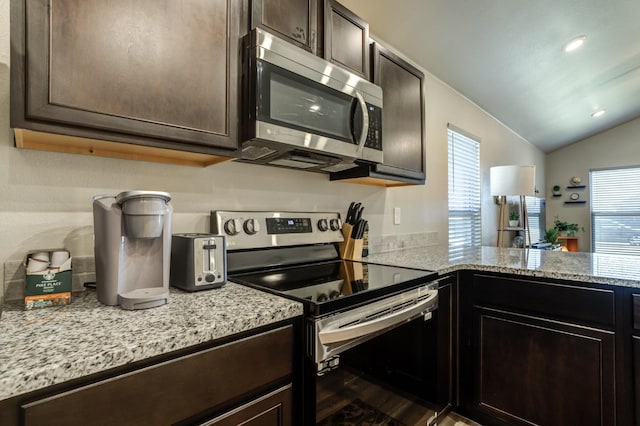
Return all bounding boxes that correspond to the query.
[343,0,640,152]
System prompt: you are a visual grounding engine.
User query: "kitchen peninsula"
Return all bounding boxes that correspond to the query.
[367,245,640,426]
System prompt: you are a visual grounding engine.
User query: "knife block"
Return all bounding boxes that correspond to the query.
[338,260,364,295]
[338,224,363,260]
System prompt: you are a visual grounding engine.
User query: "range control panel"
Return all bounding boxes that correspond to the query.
[210,211,344,250]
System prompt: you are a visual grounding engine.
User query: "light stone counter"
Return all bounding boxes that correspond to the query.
[0,282,302,401]
[365,245,640,288]
[3,245,639,403]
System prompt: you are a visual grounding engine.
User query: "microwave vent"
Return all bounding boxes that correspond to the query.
[241,145,276,160]
[321,163,357,173]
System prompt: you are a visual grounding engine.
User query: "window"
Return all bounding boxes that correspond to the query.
[591,166,640,256]
[448,125,481,253]
[525,196,545,244]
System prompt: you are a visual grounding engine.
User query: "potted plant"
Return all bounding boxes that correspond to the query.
[545,228,559,245]
[552,185,561,196]
[553,216,585,237]
[508,211,519,227]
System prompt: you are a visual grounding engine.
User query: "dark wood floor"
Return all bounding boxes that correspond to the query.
[316,368,480,425]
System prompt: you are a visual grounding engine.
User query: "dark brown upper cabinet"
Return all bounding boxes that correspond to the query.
[331,41,426,186]
[323,0,370,79]
[11,0,244,166]
[250,0,318,54]
[372,42,425,180]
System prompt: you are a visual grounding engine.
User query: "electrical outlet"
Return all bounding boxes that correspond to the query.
[393,207,401,225]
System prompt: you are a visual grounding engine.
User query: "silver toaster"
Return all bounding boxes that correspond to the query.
[170,234,227,291]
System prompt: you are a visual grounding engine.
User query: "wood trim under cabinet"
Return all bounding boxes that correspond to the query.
[14,129,233,167]
[331,176,415,187]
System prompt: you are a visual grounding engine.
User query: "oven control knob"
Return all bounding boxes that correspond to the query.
[223,219,241,235]
[243,218,260,235]
[330,218,342,231]
[205,273,216,283]
[317,219,329,232]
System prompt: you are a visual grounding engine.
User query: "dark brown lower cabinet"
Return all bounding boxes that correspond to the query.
[459,272,618,426]
[5,324,294,426]
[473,307,615,426]
[633,336,640,426]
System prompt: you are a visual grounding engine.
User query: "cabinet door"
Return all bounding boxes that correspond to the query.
[202,385,292,426]
[371,42,425,180]
[323,0,369,79]
[472,307,615,426]
[251,0,317,53]
[634,336,640,426]
[17,0,240,151]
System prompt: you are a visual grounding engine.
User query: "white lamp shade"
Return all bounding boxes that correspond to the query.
[490,165,535,196]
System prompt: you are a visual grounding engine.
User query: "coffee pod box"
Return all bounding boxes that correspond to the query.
[23,249,72,310]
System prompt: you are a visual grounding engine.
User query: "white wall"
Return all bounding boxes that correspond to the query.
[546,117,640,252]
[0,0,544,270]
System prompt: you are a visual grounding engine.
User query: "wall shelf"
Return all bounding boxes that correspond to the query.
[552,194,562,198]
[567,185,586,189]
[564,200,587,204]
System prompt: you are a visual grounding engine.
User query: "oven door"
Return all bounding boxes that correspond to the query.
[312,284,438,371]
[311,284,444,426]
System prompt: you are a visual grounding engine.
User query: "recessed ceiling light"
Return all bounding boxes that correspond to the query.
[591,109,606,118]
[563,35,586,52]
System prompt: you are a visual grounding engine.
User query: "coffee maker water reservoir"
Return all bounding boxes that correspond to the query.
[93,191,172,310]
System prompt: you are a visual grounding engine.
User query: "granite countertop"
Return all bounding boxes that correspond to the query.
[0,282,303,401]
[365,245,640,288]
[2,245,639,403]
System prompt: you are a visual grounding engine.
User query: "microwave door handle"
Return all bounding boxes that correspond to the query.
[354,92,369,153]
[318,291,437,345]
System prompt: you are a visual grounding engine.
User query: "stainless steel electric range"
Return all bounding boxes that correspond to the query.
[211,211,443,425]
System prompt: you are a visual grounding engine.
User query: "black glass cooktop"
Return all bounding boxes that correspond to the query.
[230,260,437,316]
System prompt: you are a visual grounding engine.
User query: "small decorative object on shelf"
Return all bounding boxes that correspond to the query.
[570,192,580,200]
[552,185,562,197]
[567,176,586,189]
[512,235,524,248]
[509,211,519,227]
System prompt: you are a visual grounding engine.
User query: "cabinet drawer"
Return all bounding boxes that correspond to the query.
[22,325,293,426]
[472,274,615,327]
[201,384,292,426]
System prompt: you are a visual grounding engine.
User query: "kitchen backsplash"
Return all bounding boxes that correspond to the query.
[2,232,439,302]
[369,232,439,254]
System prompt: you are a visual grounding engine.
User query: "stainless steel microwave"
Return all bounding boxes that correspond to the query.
[239,28,383,173]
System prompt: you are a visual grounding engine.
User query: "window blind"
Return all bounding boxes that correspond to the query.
[525,196,545,244]
[591,167,640,256]
[448,127,481,254]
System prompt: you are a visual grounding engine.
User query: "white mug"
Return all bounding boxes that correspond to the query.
[27,257,49,273]
[31,252,50,263]
[50,251,70,267]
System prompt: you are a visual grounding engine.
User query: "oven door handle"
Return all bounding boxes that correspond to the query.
[318,291,437,345]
